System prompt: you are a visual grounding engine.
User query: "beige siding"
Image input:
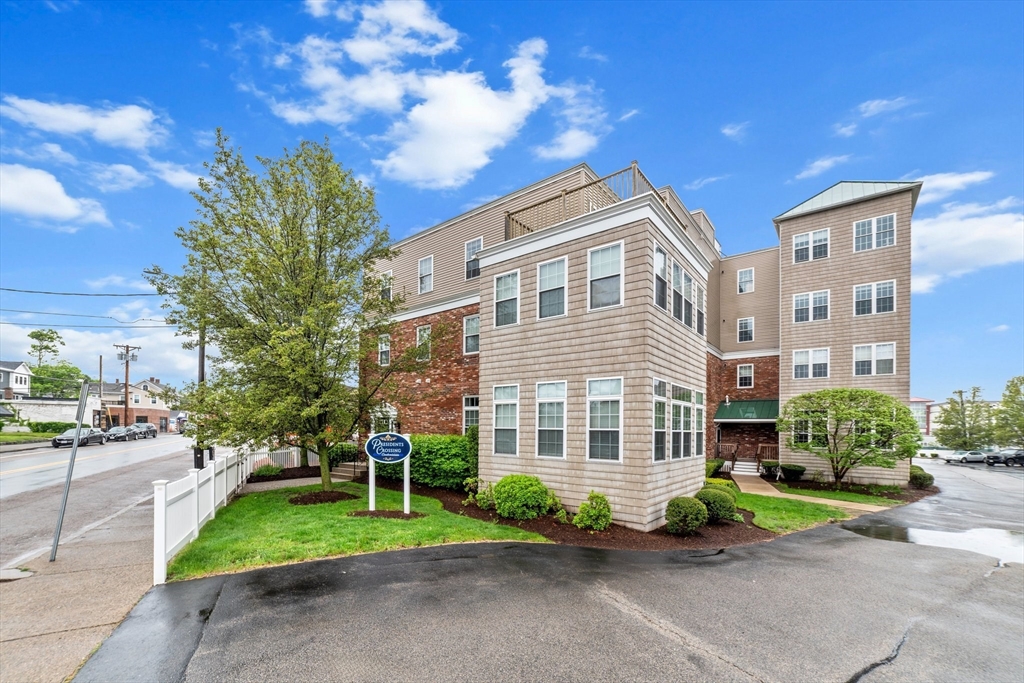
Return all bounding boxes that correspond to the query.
[776,190,914,485]
[718,247,781,353]
[378,168,592,307]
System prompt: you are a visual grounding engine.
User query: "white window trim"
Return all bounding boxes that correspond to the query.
[462,395,479,435]
[465,236,483,280]
[587,240,625,313]
[793,347,831,380]
[654,243,669,312]
[416,324,431,361]
[852,280,897,317]
[852,342,897,376]
[381,270,393,301]
[793,289,831,323]
[378,334,391,366]
[536,256,568,321]
[737,267,755,294]
[652,377,669,464]
[793,232,810,264]
[418,255,434,294]
[737,364,754,389]
[493,384,520,457]
[536,381,567,459]
[463,315,480,355]
[737,317,755,343]
[812,228,831,261]
[493,268,521,328]
[586,376,624,463]
[852,213,897,253]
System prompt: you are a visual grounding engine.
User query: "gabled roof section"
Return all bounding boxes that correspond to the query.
[775,181,922,222]
[0,361,32,374]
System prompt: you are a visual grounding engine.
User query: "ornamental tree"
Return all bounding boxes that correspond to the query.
[31,360,91,399]
[994,376,1024,448]
[27,328,64,367]
[147,132,447,491]
[777,388,921,488]
[933,387,994,450]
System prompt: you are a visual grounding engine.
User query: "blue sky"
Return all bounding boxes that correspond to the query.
[1,0,1021,400]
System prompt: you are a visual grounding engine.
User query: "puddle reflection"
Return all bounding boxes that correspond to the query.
[842,523,1024,566]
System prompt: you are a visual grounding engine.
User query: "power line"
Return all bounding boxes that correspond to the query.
[0,287,162,297]
[0,321,173,329]
[0,309,168,324]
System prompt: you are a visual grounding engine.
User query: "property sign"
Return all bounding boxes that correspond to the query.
[365,433,412,464]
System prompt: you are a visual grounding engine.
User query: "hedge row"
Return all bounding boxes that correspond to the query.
[375,428,478,490]
[28,421,77,433]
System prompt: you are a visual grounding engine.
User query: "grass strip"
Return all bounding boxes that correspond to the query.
[167,482,546,581]
[735,492,848,533]
[773,483,898,507]
[0,432,58,444]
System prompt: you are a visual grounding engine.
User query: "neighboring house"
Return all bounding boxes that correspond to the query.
[0,361,33,398]
[366,162,919,529]
[909,397,935,437]
[98,377,173,432]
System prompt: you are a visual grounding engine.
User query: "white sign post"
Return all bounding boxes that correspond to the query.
[364,432,413,514]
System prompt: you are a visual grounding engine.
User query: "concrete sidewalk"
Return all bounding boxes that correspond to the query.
[0,498,154,682]
[731,473,890,513]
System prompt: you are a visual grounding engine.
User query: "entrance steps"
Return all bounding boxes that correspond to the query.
[330,462,367,481]
[731,459,760,475]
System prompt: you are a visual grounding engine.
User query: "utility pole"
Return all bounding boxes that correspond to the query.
[113,344,140,427]
[98,355,103,428]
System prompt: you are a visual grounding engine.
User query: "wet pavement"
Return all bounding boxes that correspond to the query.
[75,458,1023,683]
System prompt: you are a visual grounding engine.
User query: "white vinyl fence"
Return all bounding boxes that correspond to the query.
[152,447,300,585]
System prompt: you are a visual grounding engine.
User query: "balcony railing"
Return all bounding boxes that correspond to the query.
[505,161,660,241]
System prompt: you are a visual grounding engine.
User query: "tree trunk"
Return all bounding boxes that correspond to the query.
[317,439,332,491]
[301,447,309,467]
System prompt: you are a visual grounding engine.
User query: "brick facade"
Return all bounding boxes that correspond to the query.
[705,352,780,457]
[107,407,172,431]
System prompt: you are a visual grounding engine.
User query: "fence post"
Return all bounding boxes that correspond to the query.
[631,160,638,198]
[209,463,217,519]
[188,468,199,540]
[153,480,168,585]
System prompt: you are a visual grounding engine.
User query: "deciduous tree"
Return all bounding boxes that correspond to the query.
[31,360,90,399]
[27,328,64,367]
[933,387,994,450]
[994,376,1024,448]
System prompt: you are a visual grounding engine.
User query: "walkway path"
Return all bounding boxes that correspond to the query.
[730,473,890,514]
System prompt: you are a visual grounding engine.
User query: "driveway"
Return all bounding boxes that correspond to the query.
[77,460,1023,683]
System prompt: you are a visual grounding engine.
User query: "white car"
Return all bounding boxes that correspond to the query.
[943,450,986,463]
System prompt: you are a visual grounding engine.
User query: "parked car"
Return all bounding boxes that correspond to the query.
[943,450,986,463]
[131,423,158,439]
[105,426,137,442]
[52,427,106,448]
[987,449,1024,467]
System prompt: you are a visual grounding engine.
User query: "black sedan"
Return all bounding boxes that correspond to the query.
[52,427,106,448]
[129,423,157,439]
[105,426,138,442]
[987,449,1024,467]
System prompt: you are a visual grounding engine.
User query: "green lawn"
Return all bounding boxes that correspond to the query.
[773,483,898,507]
[0,432,57,444]
[735,492,848,533]
[167,482,547,581]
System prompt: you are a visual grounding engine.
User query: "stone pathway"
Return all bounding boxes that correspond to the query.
[730,473,890,514]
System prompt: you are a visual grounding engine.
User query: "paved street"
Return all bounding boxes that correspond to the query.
[76,459,1023,683]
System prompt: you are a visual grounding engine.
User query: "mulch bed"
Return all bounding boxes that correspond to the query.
[289,490,358,506]
[249,466,322,483]
[761,477,939,504]
[352,474,776,551]
[349,510,425,520]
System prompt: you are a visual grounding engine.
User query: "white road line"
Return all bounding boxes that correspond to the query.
[0,441,178,476]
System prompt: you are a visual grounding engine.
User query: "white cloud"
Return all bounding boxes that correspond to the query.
[142,157,202,190]
[618,109,639,122]
[858,96,910,118]
[989,324,1010,333]
[794,154,851,180]
[4,142,80,165]
[90,163,150,193]
[833,122,857,137]
[721,122,749,141]
[533,79,608,161]
[340,0,459,67]
[534,128,599,161]
[0,163,108,228]
[303,0,333,18]
[85,275,155,292]
[0,96,168,150]
[684,176,728,191]
[912,198,1024,293]
[916,171,994,205]
[578,46,607,62]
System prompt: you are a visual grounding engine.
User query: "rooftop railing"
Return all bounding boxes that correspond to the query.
[504,161,661,241]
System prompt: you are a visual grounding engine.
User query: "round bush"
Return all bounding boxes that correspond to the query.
[701,483,736,502]
[573,490,612,531]
[696,488,736,522]
[909,468,934,489]
[780,464,806,482]
[760,460,780,477]
[706,477,740,493]
[665,497,708,535]
[493,474,551,520]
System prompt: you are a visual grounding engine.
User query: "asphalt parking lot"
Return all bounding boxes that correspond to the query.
[77,459,1023,683]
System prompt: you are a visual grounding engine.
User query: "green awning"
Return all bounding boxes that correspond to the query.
[713,400,779,423]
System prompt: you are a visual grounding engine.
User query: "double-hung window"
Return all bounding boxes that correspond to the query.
[133,394,140,404]
[812,229,830,259]
[671,385,689,460]
[738,364,753,388]
[463,396,479,433]
[538,258,566,319]
[738,317,754,343]
[653,380,667,462]
[493,385,519,455]
[738,268,754,294]
[589,243,622,310]
[813,290,829,320]
[795,412,829,447]
[537,381,566,458]
[378,334,390,366]
[151,396,157,405]
[654,246,668,310]
[695,284,705,335]
[587,378,622,461]
[465,237,482,279]
[695,393,704,458]
[463,315,480,354]
[855,281,895,316]
[794,348,830,379]
[794,230,829,262]
[418,256,433,294]
[794,293,810,323]
[794,290,829,322]
[495,271,519,327]
[683,273,693,327]
[416,325,431,361]
[854,214,896,252]
[682,403,692,457]
[672,263,683,321]
[381,270,392,301]
[854,343,895,376]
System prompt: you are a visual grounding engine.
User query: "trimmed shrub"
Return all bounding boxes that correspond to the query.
[909,465,934,489]
[327,442,360,467]
[705,459,725,478]
[573,491,612,531]
[696,488,736,522]
[473,482,496,510]
[781,464,806,482]
[493,475,552,520]
[376,434,477,490]
[252,464,284,477]
[28,421,77,434]
[706,477,740,493]
[701,483,737,502]
[665,497,708,535]
[760,460,780,478]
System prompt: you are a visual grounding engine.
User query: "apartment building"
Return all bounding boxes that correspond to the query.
[372,163,920,529]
